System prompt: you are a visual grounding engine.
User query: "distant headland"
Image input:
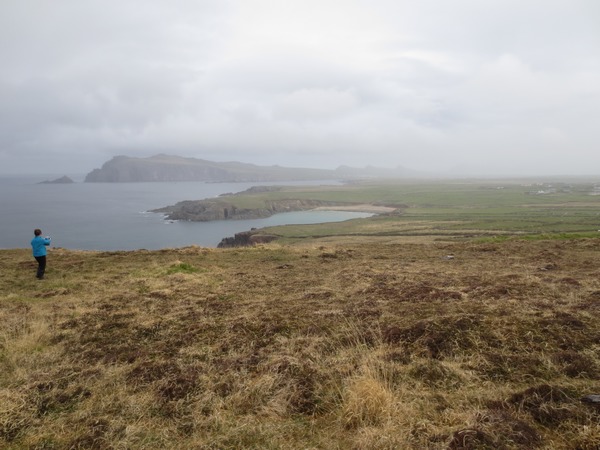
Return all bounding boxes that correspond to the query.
[38,175,75,184]
[84,154,415,182]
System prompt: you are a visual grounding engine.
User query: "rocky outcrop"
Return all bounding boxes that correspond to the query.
[153,198,347,221]
[217,231,278,248]
[39,175,74,184]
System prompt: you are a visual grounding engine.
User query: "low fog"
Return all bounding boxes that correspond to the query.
[1,0,599,176]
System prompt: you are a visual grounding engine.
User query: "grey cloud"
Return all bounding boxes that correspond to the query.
[1,0,599,175]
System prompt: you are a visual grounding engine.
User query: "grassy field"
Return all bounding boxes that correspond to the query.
[218,179,600,243]
[1,235,600,448]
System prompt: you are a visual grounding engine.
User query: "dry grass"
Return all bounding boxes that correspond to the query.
[1,238,600,449]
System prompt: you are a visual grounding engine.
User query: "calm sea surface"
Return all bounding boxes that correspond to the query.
[0,176,371,250]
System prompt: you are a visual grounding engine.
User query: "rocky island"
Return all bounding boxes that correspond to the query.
[85,154,338,182]
[38,175,74,184]
[84,154,416,183]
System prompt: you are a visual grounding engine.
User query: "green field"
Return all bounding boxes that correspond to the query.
[221,179,600,243]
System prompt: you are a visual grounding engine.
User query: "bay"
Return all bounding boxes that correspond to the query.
[0,176,371,250]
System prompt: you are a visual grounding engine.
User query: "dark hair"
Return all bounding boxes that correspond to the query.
[34,229,42,236]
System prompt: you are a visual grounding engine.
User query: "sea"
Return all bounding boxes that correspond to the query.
[0,175,372,251]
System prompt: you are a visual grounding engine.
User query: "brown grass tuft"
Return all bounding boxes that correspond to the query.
[341,374,395,429]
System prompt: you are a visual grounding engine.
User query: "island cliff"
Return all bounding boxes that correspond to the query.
[85,154,338,182]
[84,154,417,182]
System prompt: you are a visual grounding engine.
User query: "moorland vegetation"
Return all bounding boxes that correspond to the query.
[1,180,600,449]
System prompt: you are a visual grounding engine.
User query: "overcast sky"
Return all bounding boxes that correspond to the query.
[1,0,599,176]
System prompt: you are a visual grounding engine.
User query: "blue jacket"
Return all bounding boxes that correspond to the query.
[31,236,51,257]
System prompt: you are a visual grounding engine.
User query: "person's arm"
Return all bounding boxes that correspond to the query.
[44,236,51,246]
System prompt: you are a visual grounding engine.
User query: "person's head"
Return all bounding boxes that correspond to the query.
[34,229,42,236]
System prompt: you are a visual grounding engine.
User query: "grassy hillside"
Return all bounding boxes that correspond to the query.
[1,238,599,448]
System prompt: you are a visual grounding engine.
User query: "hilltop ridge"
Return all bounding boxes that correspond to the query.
[84,154,416,182]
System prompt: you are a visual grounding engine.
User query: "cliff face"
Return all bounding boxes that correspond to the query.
[85,155,232,182]
[84,154,338,182]
[153,198,343,221]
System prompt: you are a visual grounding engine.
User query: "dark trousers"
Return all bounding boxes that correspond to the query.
[35,256,46,279]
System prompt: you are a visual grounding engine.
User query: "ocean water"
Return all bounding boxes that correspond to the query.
[0,176,371,250]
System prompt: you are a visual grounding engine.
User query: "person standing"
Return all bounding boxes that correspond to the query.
[31,229,51,279]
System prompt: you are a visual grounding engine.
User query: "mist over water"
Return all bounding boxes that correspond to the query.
[0,177,370,250]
